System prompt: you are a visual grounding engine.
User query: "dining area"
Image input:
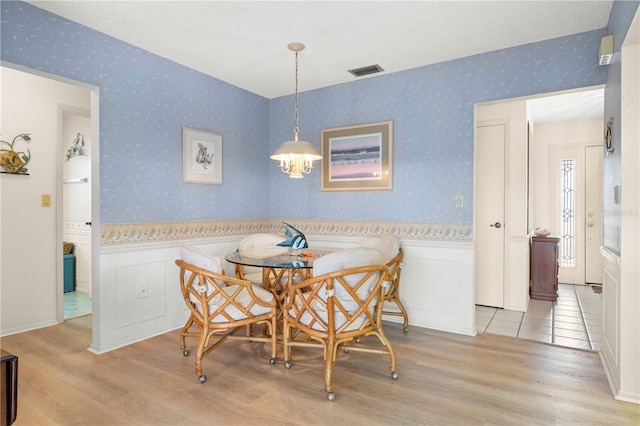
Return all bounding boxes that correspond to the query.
[175,227,408,401]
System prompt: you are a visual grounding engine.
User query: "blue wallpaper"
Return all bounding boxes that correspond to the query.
[602,0,639,254]
[1,1,270,223]
[269,30,608,222]
[3,1,609,225]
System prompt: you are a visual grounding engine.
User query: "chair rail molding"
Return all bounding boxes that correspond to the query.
[101,219,473,245]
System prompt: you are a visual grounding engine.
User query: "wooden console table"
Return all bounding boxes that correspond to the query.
[530,236,560,301]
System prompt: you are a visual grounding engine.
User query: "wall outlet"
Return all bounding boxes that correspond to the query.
[137,282,149,299]
[41,194,51,207]
[455,194,464,208]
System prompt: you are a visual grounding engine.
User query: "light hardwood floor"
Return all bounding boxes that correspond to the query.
[2,316,638,425]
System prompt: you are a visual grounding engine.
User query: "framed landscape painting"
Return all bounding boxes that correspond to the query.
[321,121,392,191]
[182,127,222,184]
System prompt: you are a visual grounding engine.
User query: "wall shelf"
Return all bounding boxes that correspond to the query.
[63,177,88,184]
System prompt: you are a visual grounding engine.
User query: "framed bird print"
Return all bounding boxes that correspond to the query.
[182,127,222,184]
[321,121,392,191]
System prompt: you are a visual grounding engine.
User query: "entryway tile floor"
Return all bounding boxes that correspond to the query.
[64,291,92,320]
[476,283,602,351]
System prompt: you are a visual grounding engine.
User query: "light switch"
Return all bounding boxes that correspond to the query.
[41,194,51,207]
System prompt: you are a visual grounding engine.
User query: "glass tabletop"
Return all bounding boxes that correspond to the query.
[224,250,330,269]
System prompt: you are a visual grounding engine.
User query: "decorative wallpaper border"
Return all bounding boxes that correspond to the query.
[101,219,472,245]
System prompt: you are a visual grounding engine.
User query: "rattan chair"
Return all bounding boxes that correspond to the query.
[176,246,278,383]
[282,247,398,401]
[234,233,288,287]
[360,235,409,332]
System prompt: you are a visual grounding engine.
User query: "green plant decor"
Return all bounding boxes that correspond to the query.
[1,133,32,174]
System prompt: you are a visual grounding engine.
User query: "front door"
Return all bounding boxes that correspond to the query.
[552,145,603,284]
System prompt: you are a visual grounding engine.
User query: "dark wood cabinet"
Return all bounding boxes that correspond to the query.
[530,236,560,301]
[1,349,18,426]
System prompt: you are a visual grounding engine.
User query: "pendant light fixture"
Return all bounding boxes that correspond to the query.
[271,42,321,178]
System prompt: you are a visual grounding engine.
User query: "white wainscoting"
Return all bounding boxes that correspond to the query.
[94,237,240,354]
[93,234,475,354]
[599,247,640,404]
[600,247,620,385]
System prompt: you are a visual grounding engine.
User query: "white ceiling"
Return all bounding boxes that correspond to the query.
[528,88,604,123]
[27,0,612,101]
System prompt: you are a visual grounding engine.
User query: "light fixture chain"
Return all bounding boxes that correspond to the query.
[294,49,300,140]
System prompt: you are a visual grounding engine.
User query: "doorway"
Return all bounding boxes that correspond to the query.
[474,86,605,311]
[0,63,99,336]
[61,107,93,319]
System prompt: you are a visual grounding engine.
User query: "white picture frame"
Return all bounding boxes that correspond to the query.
[182,127,222,184]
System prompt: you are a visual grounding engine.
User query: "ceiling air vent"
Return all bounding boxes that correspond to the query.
[348,64,384,77]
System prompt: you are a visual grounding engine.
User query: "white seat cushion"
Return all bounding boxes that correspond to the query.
[359,237,393,263]
[181,246,224,307]
[384,235,401,257]
[288,247,384,330]
[290,291,374,331]
[180,246,221,273]
[209,284,275,322]
[239,234,289,258]
[238,234,288,286]
[360,236,401,295]
[312,247,384,312]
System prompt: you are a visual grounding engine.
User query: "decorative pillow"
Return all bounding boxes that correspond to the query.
[209,285,275,322]
[313,247,384,311]
[384,235,401,257]
[289,291,374,332]
[180,246,222,308]
[239,234,289,258]
[359,236,393,263]
[180,246,221,273]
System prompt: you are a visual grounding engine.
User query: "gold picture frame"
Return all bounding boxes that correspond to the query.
[182,127,222,184]
[321,121,392,191]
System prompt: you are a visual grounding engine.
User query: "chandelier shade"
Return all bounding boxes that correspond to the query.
[271,42,321,178]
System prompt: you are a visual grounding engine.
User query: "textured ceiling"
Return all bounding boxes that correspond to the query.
[528,88,604,123]
[27,1,613,100]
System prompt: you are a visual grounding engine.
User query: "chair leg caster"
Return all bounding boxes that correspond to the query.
[284,361,291,369]
[355,337,361,343]
[199,375,207,384]
[391,371,399,380]
[182,349,190,357]
[269,358,276,365]
[327,392,336,402]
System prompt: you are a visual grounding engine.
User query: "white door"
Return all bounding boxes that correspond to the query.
[551,145,603,285]
[475,124,505,307]
[552,147,585,284]
[585,146,603,284]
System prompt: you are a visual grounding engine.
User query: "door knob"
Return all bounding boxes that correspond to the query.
[490,222,502,228]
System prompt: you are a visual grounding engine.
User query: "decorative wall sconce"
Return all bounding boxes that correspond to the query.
[65,133,85,161]
[605,117,614,155]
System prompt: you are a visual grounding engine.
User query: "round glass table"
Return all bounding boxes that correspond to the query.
[224,249,330,305]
